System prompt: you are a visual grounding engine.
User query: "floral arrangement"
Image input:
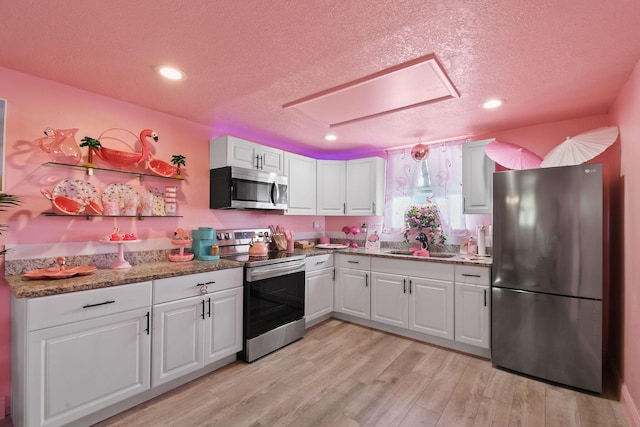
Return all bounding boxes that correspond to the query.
[403,199,446,246]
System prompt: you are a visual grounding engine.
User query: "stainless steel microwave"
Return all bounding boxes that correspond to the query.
[210,166,288,210]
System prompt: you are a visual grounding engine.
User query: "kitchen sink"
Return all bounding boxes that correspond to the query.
[389,250,416,255]
[429,253,456,258]
[389,250,456,258]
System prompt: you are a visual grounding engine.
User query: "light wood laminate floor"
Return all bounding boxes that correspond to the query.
[88,319,627,426]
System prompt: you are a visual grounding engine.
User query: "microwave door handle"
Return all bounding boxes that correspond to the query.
[271,182,279,205]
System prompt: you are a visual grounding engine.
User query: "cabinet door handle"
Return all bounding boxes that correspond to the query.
[201,299,206,319]
[208,298,212,317]
[343,203,346,214]
[332,269,335,281]
[409,280,412,295]
[403,278,406,294]
[347,260,360,264]
[145,312,150,335]
[462,273,481,278]
[255,154,261,169]
[365,274,369,287]
[83,300,115,309]
[484,289,487,307]
[372,202,376,212]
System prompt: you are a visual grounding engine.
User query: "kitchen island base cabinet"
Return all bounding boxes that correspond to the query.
[11,281,152,427]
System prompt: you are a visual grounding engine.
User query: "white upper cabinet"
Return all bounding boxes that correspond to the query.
[462,139,495,214]
[345,157,386,216]
[284,152,317,215]
[210,135,284,174]
[317,157,386,216]
[317,160,347,215]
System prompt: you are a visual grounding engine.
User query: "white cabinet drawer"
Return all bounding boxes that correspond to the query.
[455,265,491,286]
[153,268,243,304]
[27,281,152,331]
[371,257,454,281]
[306,254,334,272]
[337,254,371,270]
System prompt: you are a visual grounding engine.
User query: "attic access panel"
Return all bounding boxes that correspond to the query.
[283,54,459,127]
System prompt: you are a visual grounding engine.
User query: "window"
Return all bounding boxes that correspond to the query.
[383,140,467,238]
[411,160,432,205]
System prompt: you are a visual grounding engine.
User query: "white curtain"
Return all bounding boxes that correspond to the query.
[426,139,467,237]
[382,148,420,234]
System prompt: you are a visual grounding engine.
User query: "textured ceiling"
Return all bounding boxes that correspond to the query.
[1,0,639,157]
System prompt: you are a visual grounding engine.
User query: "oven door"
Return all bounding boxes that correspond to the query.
[245,269,305,339]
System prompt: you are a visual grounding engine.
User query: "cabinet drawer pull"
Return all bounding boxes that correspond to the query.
[196,281,216,286]
[145,312,150,335]
[201,299,206,319]
[315,261,326,265]
[82,300,115,309]
[347,260,359,264]
[462,273,481,278]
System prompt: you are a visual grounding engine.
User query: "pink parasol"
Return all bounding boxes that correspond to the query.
[485,139,542,170]
[541,126,618,168]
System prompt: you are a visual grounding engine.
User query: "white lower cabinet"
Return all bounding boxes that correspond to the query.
[410,276,454,339]
[371,261,454,340]
[454,265,491,349]
[152,269,243,387]
[12,282,152,427]
[334,254,371,320]
[305,254,334,325]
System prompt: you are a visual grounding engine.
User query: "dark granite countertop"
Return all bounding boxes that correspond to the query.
[297,247,493,267]
[5,259,244,299]
[6,246,491,299]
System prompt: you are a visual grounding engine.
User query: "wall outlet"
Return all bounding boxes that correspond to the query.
[313,221,320,229]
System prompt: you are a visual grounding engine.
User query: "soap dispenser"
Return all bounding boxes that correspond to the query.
[467,236,477,255]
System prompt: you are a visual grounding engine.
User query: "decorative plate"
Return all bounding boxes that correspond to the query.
[52,179,100,203]
[316,244,350,249]
[24,265,97,280]
[149,187,166,216]
[102,182,138,203]
[148,158,177,177]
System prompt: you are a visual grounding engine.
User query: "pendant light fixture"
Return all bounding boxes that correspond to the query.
[411,139,429,161]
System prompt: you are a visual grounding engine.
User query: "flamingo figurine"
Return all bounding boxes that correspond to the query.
[94,129,158,167]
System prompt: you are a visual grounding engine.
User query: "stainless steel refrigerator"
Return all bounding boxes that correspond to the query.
[492,164,603,393]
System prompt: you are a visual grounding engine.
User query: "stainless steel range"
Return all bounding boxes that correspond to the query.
[216,229,306,362]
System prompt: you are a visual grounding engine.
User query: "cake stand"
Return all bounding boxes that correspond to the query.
[99,239,141,269]
[169,239,194,262]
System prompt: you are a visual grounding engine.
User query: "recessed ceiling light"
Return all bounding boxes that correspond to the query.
[483,99,503,109]
[324,134,337,141]
[156,66,185,81]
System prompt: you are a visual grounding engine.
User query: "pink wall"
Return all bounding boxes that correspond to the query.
[610,59,640,427]
[0,67,325,413]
